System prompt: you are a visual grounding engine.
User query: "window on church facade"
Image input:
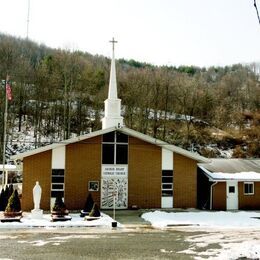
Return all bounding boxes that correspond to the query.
[51,169,65,198]
[161,170,173,197]
[102,131,128,165]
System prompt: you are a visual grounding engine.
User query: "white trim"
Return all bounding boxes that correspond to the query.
[11,127,118,160]
[210,181,218,210]
[161,197,173,208]
[52,146,65,169]
[162,148,173,170]
[120,127,209,163]
[11,126,209,163]
[244,182,254,195]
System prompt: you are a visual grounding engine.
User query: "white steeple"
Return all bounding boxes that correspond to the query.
[102,38,123,129]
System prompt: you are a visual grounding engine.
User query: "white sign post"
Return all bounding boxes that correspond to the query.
[112,187,118,228]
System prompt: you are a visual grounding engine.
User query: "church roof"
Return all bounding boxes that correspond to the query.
[199,159,260,181]
[11,126,209,163]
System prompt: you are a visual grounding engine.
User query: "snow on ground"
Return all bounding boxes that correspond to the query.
[142,211,260,259]
[141,210,260,228]
[179,231,260,260]
[0,212,116,228]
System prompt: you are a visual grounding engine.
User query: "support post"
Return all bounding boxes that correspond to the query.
[2,75,8,187]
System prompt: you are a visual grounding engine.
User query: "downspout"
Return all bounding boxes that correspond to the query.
[210,181,218,210]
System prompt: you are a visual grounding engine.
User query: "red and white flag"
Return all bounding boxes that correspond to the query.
[5,76,12,101]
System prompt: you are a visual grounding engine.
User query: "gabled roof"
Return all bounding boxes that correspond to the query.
[199,159,260,181]
[11,126,209,163]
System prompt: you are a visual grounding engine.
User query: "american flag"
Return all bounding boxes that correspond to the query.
[6,76,12,101]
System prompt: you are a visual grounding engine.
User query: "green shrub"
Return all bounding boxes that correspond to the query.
[5,190,21,212]
[89,203,100,217]
[83,193,94,212]
[52,196,66,212]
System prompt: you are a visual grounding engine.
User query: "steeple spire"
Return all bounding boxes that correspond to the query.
[108,37,118,99]
[101,38,123,129]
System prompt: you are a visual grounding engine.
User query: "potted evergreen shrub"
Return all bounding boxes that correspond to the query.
[4,190,22,218]
[80,193,94,217]
[0,189,6,211]
[51,195,71,221]
[51,196,68,216]
[8,184,13,198]
[85,203,101,221]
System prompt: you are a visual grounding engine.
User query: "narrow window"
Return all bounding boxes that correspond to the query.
[116,144,128,164]
[51,169,65,198]
[162,170,173,197]
[102,144,115,164]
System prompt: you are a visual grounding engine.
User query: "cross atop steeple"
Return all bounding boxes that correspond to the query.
[101,37,123,129]
[109,37,117,52]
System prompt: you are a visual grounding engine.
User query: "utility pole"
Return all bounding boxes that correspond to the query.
[26,0,30,39]
[2,76,8,187]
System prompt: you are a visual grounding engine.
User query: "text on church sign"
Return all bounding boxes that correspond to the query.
[102,165,128,177]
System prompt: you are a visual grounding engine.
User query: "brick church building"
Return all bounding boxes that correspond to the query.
[12,39,208,211]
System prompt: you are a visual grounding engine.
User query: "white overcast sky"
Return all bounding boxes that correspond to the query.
[0,0,260,67]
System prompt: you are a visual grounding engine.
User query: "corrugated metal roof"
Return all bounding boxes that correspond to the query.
[199,159,260,173]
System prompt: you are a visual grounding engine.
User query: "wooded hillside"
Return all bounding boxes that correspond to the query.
[0,33,259,159]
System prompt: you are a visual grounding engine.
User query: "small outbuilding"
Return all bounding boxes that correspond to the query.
[198,159,260,210]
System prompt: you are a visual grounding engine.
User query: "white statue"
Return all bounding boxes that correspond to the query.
[33,181,42,210]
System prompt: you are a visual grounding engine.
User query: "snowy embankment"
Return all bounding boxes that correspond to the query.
[0,212,116,228]
[141,210,260,228]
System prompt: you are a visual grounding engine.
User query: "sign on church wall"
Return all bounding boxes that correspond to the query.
[102,165,128,177]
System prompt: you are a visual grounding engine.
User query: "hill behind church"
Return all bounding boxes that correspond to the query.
[0,33,259,160]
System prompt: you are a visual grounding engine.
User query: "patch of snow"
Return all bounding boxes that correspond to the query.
[143,211,260,259]
[209,171,260,180]
[0,212,117,229]
[179,231,260,260]
[141,211,260,228]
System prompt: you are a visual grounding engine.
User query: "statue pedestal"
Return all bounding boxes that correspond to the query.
[31,209,43,219]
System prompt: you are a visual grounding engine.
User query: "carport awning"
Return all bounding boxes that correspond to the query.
[199,166,260,181]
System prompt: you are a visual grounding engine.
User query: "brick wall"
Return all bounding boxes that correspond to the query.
[174,154,197,208]
[65,136,101,210]
[128,136,161,208]
[22,151,52,211]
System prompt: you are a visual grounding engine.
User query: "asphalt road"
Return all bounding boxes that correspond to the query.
[0,228,198,260]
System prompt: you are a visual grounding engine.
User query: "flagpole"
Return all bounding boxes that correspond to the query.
[2,75,8,187]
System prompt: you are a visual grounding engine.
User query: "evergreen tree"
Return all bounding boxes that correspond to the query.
[8,184,14,198]
[52,195,66,212]
[0,189,5,211]
[5,190,21,212]
[83,193,94,213]
[89,203,100,217]
[4,186,10,208]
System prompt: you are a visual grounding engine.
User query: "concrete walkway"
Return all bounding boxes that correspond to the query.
[102,210,151,227]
